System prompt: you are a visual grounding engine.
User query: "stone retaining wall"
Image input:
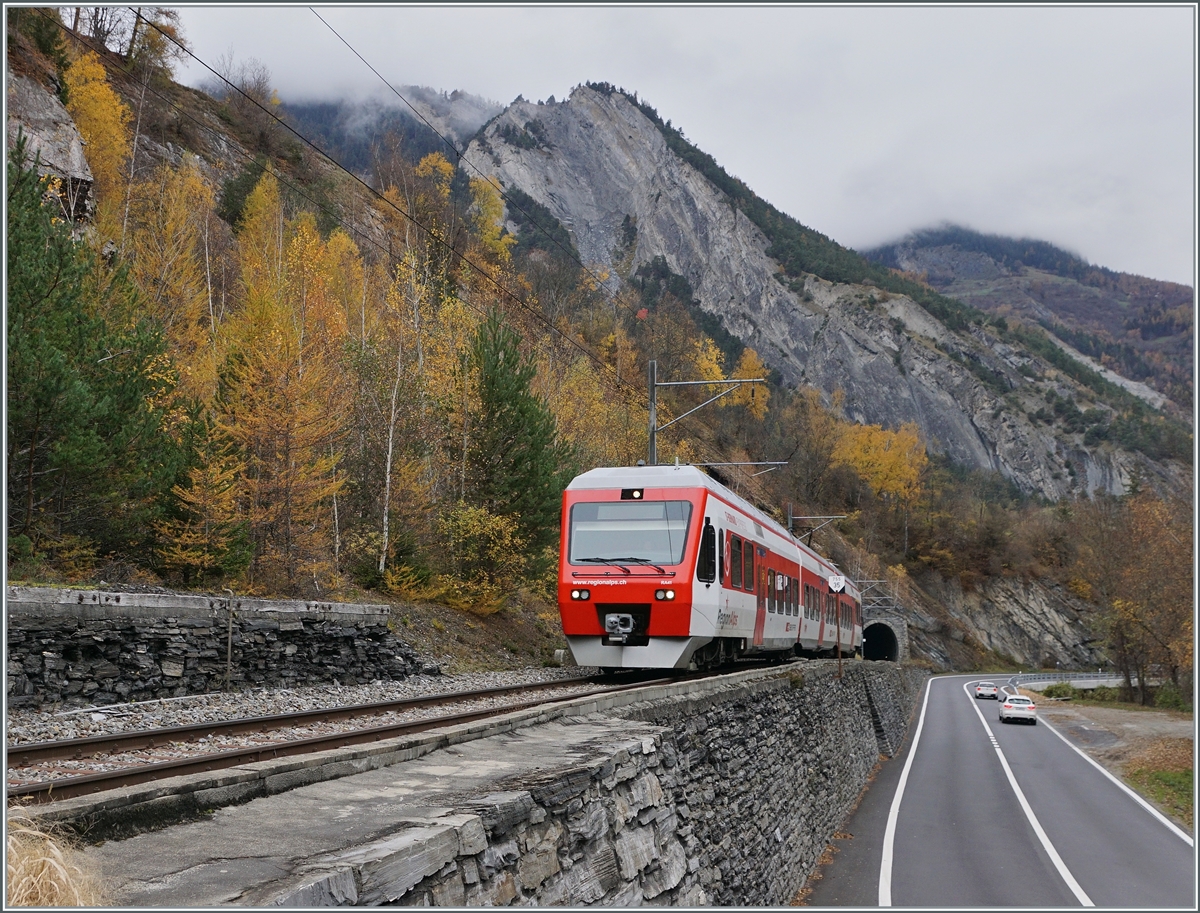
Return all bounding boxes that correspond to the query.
[5,587,427,707]
[263,662,926,907]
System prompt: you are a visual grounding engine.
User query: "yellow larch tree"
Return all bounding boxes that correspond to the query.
[833,420,928,553]
[833,421,927,504]
[214,179,355,595]
[124,155,219,400]
[63,50,131,233]
[154,430,247,584]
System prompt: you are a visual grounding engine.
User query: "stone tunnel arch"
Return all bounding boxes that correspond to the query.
[862,622,900,662]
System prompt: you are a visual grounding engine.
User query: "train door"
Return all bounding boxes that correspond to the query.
[752,548,767,646]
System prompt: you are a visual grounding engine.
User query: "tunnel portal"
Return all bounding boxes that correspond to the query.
[863,622,900,662]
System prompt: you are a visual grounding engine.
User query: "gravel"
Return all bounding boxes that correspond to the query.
[5,666,592,746]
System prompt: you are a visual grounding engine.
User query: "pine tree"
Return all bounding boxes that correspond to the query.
[6,136,180,559]
[465,309,576,563]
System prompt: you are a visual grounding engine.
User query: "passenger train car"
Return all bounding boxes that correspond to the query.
[557,465,862,669]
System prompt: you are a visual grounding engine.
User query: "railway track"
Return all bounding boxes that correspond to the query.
[6,672,682,804]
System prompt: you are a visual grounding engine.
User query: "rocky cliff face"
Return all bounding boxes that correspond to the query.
[465,87,1182,500]
[6,68,93,221]
[865,233,1193,416]
[906,574,1102,671]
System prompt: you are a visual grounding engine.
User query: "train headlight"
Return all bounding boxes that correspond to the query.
[666,589,676,600]
[654,589,676,600]
[570,589,590,600]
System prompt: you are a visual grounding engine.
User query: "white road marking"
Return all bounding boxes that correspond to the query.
[878,675,933,906]
[962,680,1094,906]
[1038,714,1194,846]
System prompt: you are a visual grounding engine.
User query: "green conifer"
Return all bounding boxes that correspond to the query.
[465,309,577,565]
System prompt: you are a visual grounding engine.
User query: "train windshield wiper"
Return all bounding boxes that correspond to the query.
[608,556,668,574]
[575,557,632,573]
[583,556,676,571]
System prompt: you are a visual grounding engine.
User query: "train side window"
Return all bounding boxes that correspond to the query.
[731,536,743,588]
[718,529,724,583]
[697,519,716,584]
[743,544,755,591]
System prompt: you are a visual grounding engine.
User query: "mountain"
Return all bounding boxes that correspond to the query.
[282,88,502,180]
[465,85,1191,501]
[862,226,1193,412]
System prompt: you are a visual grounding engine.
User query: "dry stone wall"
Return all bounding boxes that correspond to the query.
[267,662,926,907]
[5,587,427,707]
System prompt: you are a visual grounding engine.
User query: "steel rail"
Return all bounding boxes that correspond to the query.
[7,677,598,768]
[6,675,679,803]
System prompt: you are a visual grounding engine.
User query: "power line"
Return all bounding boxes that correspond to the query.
[46,9,758,481]
[130,8,743,472]
[309,8,630,317]
[127,11,651,408]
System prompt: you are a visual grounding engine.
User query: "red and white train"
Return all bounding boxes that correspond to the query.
[557,465,862,670]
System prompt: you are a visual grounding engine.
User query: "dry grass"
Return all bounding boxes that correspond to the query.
[6,810,108,907]
[1124,738,1194,830]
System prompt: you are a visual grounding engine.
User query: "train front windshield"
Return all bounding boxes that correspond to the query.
[568,501,693,566]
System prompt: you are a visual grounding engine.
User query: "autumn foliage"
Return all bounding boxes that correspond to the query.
[6,43,1191,686]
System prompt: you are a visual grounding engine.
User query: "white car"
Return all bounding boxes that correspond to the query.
[974,681,999,699]
[999,695,1037,724]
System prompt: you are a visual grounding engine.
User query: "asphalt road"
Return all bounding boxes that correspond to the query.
[804,674,1195,908]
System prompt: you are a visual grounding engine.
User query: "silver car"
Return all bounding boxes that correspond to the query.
[999,695,1037,724]
[974,681,999,699]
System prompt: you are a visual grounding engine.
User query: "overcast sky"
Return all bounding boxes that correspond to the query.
[174,5,1196,287]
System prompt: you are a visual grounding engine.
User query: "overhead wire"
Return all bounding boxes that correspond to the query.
[47,9,760,482]
[136,7,739,473]
[309,8,631,318]
[124,10,652,411]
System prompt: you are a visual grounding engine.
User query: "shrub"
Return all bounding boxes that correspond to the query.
[1154,682,1193,712]
[1042,682,1077,699]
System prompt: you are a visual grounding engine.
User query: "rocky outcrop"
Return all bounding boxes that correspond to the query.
[898,572,1102,671]
[465,86,1181,500]
[6,68,93,221]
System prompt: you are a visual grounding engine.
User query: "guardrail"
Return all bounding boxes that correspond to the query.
[1007,671,1136,691]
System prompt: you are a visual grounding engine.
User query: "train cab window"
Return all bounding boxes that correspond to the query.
[767,569,776,612]
[697,519,716,584]
[731,536,743,588]
[743,544,755,592]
